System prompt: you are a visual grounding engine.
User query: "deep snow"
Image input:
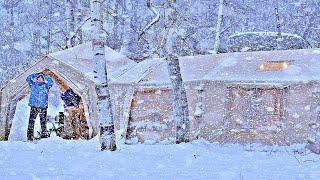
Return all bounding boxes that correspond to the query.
[0,137,319,180]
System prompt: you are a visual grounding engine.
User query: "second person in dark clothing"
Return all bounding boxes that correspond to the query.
[61,88,82,139]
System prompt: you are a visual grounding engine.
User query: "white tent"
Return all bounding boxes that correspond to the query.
[109,48,320,145]
[0,42,135,140]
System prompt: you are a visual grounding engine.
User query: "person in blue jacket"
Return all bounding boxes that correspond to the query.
[26,72,54,141]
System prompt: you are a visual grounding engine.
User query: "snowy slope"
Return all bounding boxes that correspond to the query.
[0,137,319,179]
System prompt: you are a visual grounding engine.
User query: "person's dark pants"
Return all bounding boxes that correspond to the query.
[27,106,48,140]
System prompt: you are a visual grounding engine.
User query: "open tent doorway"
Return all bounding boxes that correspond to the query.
[6,69,90,141]
[8,84,64,141]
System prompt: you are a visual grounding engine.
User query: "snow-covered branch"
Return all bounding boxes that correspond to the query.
[139,0,160,39]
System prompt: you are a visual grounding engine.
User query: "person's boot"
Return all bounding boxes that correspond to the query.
[40,129,49,138]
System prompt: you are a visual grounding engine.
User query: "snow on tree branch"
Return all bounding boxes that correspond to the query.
[138,0,160,39]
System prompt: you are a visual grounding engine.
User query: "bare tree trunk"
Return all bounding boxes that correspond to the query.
[274,0,282,40]
[90,0,116,151]
[66,0,76,47]
[112,0,122,49]
[33,0,42,55]
[76,0,83,44]
[140,0,190,143]
[163,0,190,143]
[213,0,224,54]
[8,6,17,66]
[9,7,14,50]
[273,0,283,50]
[166,55,190,143]
[120,0,132,55]
[46,0,53,54]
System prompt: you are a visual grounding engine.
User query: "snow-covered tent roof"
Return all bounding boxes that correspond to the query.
[204,49,320,83]
[49,42,136,81]
[0,42,136,90]
[112,48,320,86]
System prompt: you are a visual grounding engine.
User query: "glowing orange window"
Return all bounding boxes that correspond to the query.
[258,60,293,72]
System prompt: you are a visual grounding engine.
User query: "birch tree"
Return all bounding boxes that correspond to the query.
[273,0,282,40]
[120,0,132,55]
[112,0,122,49]
[165,0,190,143]
[66,0,76,47]
[213,0,224,54]
[46,0,53,54]
[90,0,116,151]
[76,0,84,44]
[273,0,283,50]
[8,4,14,50]
[141,0,190,143]
[33,0,42,55]
[166,54,190,143]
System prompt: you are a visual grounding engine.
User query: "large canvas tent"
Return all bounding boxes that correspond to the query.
[109,48,320,145]
[1,44,320,145]
[0,43,135,140]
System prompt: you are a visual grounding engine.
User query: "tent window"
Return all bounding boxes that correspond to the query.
[227,87,287,128]
[260,89,285,117]
[258,60,293,72]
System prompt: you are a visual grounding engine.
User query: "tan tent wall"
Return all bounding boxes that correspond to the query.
[284,82,316,143]
[118,80,320,145]
[184,82,206,141]
[122,81,210,144]
[200,82,228,142]
[126,88,174,143]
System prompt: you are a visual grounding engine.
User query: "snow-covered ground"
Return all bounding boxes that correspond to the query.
[0,137,319,180]
[4,81,320,179]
